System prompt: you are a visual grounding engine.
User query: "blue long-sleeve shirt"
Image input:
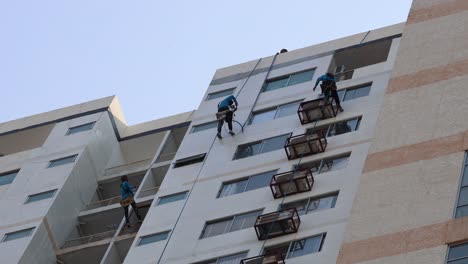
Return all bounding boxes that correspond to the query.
[120,181,134,200]
[218,95,238,111]
[314,74,336,87]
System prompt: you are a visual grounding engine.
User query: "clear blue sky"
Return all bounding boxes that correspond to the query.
[0,0,412,125]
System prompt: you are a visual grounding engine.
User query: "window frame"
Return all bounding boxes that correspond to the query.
[47,154,78,168]
[295,152,351,174]
[66,122,96,135]
[137,230,170,246]
[280,192,339,215]
[194,252,248,264]
[446,242,468,263]
[206,88,236,101]
[309,117,362,138]
[262,68,316,93]
[217,170,278,198]
[264,233,326,259]
[454,152,468,218]
[1,227,35,243]
[173,153,206,168]
[157,191,189,205]
[336,82,372,102]
[191,121,218,133]
[25,189,57,204]
[248,100,303,125]
[0,169,20,186]
[233,134,291,160]
[200,209,263,239]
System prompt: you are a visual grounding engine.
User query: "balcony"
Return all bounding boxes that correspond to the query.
[270,169,314,199]
[240,253,285,264]
[334,70,354,82]
[297,97,337,125]
[284,130,327,160]
[254,208,300,240]
[118,202,151,236]
[137,165,169,199]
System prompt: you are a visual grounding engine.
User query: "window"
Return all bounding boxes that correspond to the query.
[200,210,262,239]
[174,154,206,168]
[66,122,96,135]
[296,153,351,174]
[0,170,19,186]
[218,171,277,198]
[281,192,338,215]
[309,117,361,138]
[206,88,235,101]
[264,234,326,259]
[263,69,315,92]
[2,227,35,242]
[25,189,57,204]
[191,121,218,133]
[48,155,78,168]
[249,101,302,125]
[234,134,290,160]
[447,242,468,263]
[138,231,170,246]
[336,83,371,102]
[455,152,468,218]
[157,191,188,205]
[196,252,248,264]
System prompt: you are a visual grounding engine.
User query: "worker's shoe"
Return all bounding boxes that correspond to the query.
[216,132,222,139]
[228,130,235,136]
[337,106,344,112]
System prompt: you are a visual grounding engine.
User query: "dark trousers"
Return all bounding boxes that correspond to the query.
[123,201,141,224]
[217,106,233,133]
[321,85,341,107]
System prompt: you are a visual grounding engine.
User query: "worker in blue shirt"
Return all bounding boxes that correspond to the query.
[216,95,238,139]
[313,73,344,112]
[120,176,142,227]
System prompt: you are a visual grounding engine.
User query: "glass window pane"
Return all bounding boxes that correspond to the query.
[138,231,169,246]
[234,142,262,160]
[202,219,231,238]
[207,88,235,100]
[26,189,56,204]
[307,195,337,213]
[448,258,468,264]
[297,160,321,174]
[288,70,315,86]
[250,109,276,125]
[337,90,345,101]
[264,78,289,92]
[261,134,289,154]
[328,118,360,137]
[218,253,248,264]
[245,171,276,191]
[343,86,371,101]
[458,187,468,206]
[462,164,468,187]
[282,199,309,215]
[3,228,35,242]
[48,155,77,168]
[456,205,468,218]
[448,243,468,260]
[320,155,350,173]
[219,180,248,198]
[67,122,95,135]
[0,170,18,186]
[288,235,323,258]
[276,101,301,119]
[192,122,218,133]
[158,192,188,205]
[230,211,262,232]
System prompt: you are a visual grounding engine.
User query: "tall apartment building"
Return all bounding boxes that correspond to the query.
[0,1,467,263]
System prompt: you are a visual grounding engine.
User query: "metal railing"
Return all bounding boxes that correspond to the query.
[86,196,121,210]
[104,159,152,176]
[156,152,177,163]
[62,229,117,249]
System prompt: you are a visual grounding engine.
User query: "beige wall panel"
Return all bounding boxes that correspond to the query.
[356,246,446,264]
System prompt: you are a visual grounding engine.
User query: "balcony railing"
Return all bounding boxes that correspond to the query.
[284,130,327,160]
[156,152,177,163]
[240,253,285,264]
[137,186,160,198]
[270,169,314,199]
[86,196,121,210]
[297,97,337,125]
[62,229,117,248]
[254,208,300,240]
[335,70,354,82]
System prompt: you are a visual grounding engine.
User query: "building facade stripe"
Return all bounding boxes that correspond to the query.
[407,0,468,25]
